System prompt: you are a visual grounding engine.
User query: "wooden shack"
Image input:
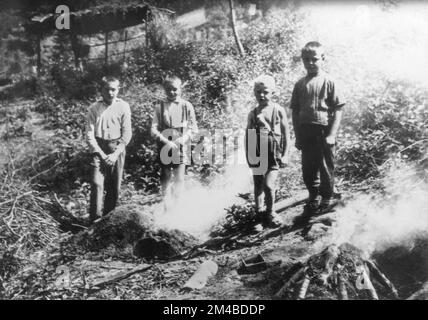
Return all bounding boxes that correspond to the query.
[23,2,162,70]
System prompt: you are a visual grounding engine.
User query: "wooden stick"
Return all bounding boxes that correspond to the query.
[275,192,308,213]
[365,260,399,299]
[362,266,379,300]
[0,191,32,207]
[275,266,305,298]
[317,245,340,286]
[90,264,152,290]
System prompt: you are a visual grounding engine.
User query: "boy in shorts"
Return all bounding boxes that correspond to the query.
[246,75,290,228]
[151,76,198,208]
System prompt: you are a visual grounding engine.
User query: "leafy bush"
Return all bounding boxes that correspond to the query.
[337,80,428,180]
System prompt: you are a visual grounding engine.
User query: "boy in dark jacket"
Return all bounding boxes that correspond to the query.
[290,41,345,213]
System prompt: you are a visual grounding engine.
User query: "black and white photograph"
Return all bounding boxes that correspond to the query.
[0,0,427,306]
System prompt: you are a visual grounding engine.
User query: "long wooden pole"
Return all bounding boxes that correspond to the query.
[123,30,128,62]
[36,34,42,75]
[104,31,109,65]
[228,0,245,57]
[145,9,149,47]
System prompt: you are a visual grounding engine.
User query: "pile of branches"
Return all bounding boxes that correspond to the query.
[210,201,257,237]
[0,165,63,280]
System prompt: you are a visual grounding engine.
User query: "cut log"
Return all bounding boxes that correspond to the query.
[338,274,348,300]
[297,274,311,299]
[355,265,379,300]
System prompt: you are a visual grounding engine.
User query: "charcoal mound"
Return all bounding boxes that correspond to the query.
[67,204,198,260]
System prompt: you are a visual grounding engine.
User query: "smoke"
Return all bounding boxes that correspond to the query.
[299,1,428,254]
[331,163,428,256]
[153,146,252,240]
[301,2,428,87]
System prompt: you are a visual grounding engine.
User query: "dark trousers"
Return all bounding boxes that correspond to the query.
[300,124,335,200]
[89,138,125,221]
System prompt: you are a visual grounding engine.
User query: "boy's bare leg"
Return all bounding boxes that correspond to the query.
[264,169,282,227]
[160,165,173,212]
[171,164,185,200]
[89,156,105,222]
[264,169,278,213]
[253,174,265,216]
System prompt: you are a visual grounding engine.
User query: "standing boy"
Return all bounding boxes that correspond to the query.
[86,76,132,222]
[246,75,290,228]
[290,41,345,213]
[151,76,198,207]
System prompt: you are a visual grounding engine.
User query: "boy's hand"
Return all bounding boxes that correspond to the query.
[325,135,336,146]
[280,154,289,167]
[104,152,119,166]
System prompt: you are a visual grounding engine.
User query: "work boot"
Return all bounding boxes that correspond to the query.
[263,211,282,228]
[319,198,336,213]
[303,198,319,215]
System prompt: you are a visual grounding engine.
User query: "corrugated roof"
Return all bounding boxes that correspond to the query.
[25,2,163,35]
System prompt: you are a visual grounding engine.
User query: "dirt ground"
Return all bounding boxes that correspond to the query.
[1,99,426,300]
[36,191,341,300]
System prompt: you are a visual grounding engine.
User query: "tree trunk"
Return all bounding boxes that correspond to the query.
[228,0,245,57]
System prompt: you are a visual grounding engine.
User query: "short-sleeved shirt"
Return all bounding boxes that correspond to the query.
[246,103,284,171]
[151,98,198,165]
[151,98,198,139]
[290,72,345,126]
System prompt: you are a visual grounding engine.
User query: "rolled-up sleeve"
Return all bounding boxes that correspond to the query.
[327,80,346,110]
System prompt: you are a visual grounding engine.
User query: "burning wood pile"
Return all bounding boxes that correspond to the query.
[275,243,399,300]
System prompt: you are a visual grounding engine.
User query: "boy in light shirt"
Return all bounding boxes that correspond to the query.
[86,76,132,222]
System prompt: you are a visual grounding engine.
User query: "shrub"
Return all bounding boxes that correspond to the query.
[336,80,428,180]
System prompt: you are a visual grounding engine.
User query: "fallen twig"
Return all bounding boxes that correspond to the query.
[89,264,152,290]
[0,191,32,207]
